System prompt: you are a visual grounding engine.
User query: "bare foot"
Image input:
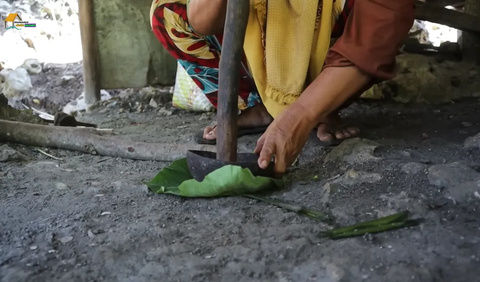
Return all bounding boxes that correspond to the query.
[203,103,273,140]
[317,113,359,144]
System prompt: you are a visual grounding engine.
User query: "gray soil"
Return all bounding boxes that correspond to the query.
[1,64,480,282]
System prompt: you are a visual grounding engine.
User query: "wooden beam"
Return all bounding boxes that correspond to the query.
[78,0,101,105]
[415,0,480,34]
[427,0,465,8]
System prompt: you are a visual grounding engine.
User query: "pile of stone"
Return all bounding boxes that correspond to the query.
[0,58,42,105]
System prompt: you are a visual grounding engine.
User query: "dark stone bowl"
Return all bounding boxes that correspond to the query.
[186,150,275,182]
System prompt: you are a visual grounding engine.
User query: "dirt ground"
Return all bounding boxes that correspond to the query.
[1,62,480,282]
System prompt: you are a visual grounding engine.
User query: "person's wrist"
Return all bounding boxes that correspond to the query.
[289,102,318,129]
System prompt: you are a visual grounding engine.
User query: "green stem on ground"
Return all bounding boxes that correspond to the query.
[326,211,410,235]
[244,195,421,240]
[319,219,421,240]
[244,194,334,225]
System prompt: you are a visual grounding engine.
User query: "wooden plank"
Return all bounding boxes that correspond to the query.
[415,0,480,34]
[78,0,101,105]
[216,0,250,162]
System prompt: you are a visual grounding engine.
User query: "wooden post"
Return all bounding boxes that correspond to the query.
[462,0,480,63]
[215,0,250,162]
[78,0,101,105]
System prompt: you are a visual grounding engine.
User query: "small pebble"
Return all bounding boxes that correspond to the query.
[58,236,73,244]
[461,122,472,127]
[199,113,211,121]
[55,182,69,190]
[30,246,37,250]
[149,98,158,108]
[158,108,173,116]
[60,75,75,84]
[364,233,374,241]
[87,230,96,238]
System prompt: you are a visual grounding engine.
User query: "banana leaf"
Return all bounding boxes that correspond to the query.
[145,158,284,197]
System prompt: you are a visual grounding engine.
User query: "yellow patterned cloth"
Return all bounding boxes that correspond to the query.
[151,0,345,118]
[245,0,343,117]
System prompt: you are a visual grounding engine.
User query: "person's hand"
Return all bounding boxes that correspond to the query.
[254,103,317,176]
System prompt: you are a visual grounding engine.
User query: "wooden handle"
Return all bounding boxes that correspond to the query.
[216,0,250,162]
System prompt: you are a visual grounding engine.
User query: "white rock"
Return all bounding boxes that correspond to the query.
[60,75,75,84]
[464,133,480,149]
[0,68,10,87]
[63,90,112,114]
[0,68,11,79]
[55,182,69,190]
[22,59,42,75]
[3,67,32,97]
[100,90,111,100]
[87,230,96,239]
[428,162,480,203]
[149,98,158,108]
[401,162,426,174]
[0,145,27,162]
[58,236,73,244]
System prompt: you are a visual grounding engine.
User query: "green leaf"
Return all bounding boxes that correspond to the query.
[145,158,284,197]
[144,158,192,194]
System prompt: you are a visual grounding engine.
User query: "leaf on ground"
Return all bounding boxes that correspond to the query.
[145,158,284,197]
[145,158,192,194]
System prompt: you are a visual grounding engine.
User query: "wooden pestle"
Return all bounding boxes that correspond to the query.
[216,0,250,162]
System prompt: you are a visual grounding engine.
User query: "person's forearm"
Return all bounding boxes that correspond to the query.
[296,0,414,124]
[295,66,371,124]
[188,0,227,35]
